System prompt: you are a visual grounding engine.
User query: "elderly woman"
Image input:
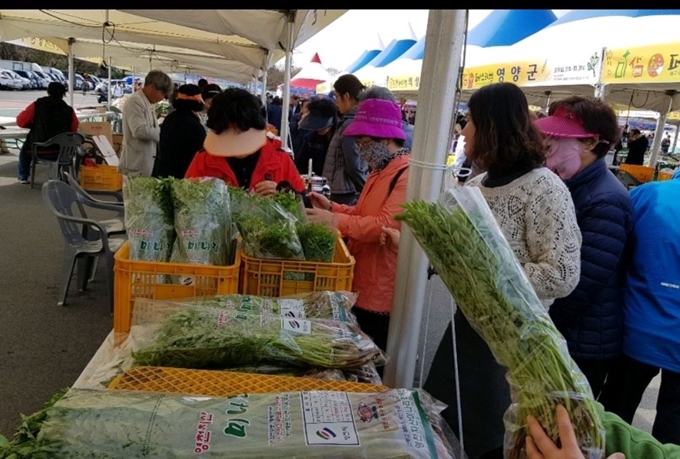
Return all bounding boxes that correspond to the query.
[424,82,582,459]
[534,96,634,401]
[184,88,305,194]
[153,84,206,179]
[306,98,409,356]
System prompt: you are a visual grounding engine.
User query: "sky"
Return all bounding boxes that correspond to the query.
[283,10,571,72]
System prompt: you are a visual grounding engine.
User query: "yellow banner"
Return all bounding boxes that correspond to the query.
[603,44,680,84]
[11,37,67,55]
[460,61,554,90]
[387,75,421,92]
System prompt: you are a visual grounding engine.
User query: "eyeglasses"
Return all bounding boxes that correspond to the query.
[355,137,378,148]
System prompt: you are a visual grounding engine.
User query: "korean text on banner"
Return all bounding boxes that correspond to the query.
[387,75,421,92]
[603,44,680,84]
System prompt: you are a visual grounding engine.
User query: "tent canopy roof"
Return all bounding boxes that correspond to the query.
[467,9,557,47]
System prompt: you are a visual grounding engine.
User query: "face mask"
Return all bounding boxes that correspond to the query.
[359,141,393,171]
[545,137,582,180]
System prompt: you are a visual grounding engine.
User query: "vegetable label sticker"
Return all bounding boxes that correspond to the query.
[278,299,306,318]
[267,394,293,445]
[301,391,360,446]
[281,318,312,335]
[194,410,215,454]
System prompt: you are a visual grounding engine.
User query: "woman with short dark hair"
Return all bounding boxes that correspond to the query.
[425,82,583,458]
[153,84,206,179]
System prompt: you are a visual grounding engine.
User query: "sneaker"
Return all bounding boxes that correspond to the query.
[18,178,29,184]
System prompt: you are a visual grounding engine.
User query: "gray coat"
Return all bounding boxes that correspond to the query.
[322,107,368,197]
[118,91,161,177]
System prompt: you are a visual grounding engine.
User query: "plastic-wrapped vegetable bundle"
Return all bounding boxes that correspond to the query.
[137,291,359,324]
[123,177,174,261]
[231,189,305,260]
[0,388,459,458]
[130,303,386,370]
[169,178,231,267]
[396,186,604,459]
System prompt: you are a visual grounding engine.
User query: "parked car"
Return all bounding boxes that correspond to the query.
[0,70,23,90]
[32,70,52,89]
[13,70,41,89]
[3,69,31,90]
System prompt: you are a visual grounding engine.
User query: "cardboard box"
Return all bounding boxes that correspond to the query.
[80,122,112,144]
[112,134,123,156]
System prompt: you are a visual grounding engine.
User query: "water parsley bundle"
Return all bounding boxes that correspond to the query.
[396,186,604,459]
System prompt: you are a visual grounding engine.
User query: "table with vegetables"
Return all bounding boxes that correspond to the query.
[0,178,604,458]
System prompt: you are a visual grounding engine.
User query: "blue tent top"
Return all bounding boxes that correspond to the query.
[400,36,426,60]
[366,37,418,68]
[549,9,680,27]
[467,9,557,47]
[345,49,382,73]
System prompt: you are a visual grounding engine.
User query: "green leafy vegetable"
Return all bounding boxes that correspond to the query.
[396,187,604,458]
[297,223,336,262]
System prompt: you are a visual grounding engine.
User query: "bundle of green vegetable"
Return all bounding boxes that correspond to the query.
[231,190,305,260]
[396,186,604,458]
[0,388,458,458]
[123,176,174,261]
[169,178,232,267]
[140,291,359,324]
[131,305,386,369]
[298,222,337,262]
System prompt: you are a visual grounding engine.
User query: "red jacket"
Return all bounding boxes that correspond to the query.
[184,138,306,193]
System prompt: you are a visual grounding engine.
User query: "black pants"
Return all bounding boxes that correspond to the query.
[424,312,510,459]
[571,356,618,401]
[599,354,680,445]
[352,307,390,378]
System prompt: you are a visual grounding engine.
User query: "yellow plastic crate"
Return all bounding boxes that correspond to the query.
[658,170,674,181]
[108,366,387,395]
[619,164,655,183]
[240,235,355,297]
[114,242,240,334]
[80,164,123,191]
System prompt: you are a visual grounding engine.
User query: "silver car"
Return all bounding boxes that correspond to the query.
[0,70,23,90]
[3,69,31,90]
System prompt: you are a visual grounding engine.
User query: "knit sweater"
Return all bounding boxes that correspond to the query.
[466,167,582,306]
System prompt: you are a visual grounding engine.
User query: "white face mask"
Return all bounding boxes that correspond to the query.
[545,137,582,180]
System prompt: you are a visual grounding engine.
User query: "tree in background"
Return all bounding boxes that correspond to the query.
[266,65,303,90]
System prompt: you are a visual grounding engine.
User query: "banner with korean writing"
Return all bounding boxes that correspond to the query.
[387,75,421,92]
[603,44,680,84]
[9,37,67,55]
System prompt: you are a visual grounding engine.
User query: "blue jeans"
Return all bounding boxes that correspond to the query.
[18,152,58,180]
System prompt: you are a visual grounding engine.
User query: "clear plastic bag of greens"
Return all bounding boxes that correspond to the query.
[298,223,337,262]
[129,301,386,370]
[231,190,305,260]
[123,176,174,262]
[2,388,460,458]
[134,290,359,324]
[343,362,383,385]
[397,186,604,459]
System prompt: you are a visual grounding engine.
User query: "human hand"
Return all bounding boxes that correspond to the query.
[526,405,625,459]
[253,180,278,196]
[308,191,332,211]
[305,208,336,227]
[380,227,400,254]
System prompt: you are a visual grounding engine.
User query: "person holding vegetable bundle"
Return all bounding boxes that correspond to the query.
[184,88,305,195]
[534,96,634,401]
[424,82,583,459]
[305,98,410,357]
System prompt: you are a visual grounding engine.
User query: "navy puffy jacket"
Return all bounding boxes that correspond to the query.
[549,158,634,360]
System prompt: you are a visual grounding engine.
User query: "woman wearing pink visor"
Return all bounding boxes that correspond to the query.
[535,96,634,403]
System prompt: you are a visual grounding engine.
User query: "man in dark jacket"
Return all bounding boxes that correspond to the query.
[536,97,634,400]
[295,98,337,176]
[15,82,79,184]
[623,128,649,165]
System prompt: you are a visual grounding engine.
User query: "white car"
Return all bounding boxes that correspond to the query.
[0,70,23,90]
[3,70,31,90]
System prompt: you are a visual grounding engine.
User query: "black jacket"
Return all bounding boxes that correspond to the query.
[154,109,206,179]
[20,96,74,155]
[550,159,634,360]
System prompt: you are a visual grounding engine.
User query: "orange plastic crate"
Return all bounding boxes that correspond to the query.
[619,164,655,183]
[114,241,240,333]
[80,164,123,191]
[657,170,674,181]
[239,235,355,297]
[108,366,387,395]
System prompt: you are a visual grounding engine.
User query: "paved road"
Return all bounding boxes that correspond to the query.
[0,93,661,441]
[0,90,101,115]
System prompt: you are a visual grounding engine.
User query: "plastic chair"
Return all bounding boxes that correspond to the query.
[30,132,85,189]
[42,180,125,310]
[62,172,125,235]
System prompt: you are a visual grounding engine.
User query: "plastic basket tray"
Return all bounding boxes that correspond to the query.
[108,366,387,395]
[657,171,674,181]
[239,235,355,297]
[114,242,240,334]
[619,164,655,183]
[80,164,123,191]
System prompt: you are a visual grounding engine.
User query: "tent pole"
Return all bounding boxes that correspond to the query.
[649,91,675,168]
[672,124,679,155]
[594,47,607,101]
[280,11,295,152]
[107,57,112,106]
[68,38,75,107]
[383,10,467,389]
[544,91,552,111]
[261,51,271,106]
